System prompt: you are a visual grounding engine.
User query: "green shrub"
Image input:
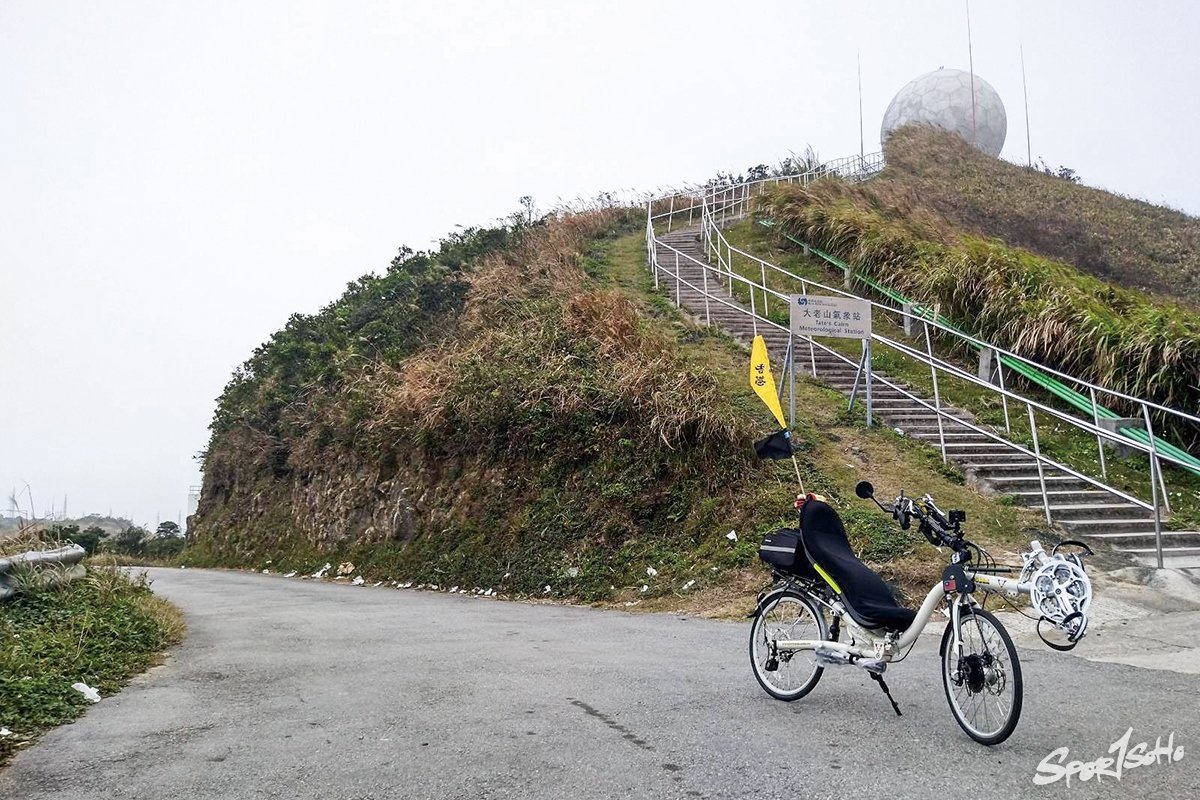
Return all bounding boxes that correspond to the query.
[0,568,184,763]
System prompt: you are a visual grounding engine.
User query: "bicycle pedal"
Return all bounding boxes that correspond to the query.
[764,657,779,672]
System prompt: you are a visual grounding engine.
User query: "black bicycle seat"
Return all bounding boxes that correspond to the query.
[800,498,917,631]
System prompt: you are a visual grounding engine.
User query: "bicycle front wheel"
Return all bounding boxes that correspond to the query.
[749,588,828,702]
[941,606,1023,745]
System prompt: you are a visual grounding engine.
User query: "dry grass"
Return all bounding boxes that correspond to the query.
[874,127,1200,306]
[755,175,1200,433]
[347,209,754,464]
[0,528,55,557]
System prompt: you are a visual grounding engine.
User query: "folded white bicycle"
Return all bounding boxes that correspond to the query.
[749,481,1093,745]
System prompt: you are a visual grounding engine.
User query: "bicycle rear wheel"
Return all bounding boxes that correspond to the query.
[941,606,1023,745]
[749,588,828,701]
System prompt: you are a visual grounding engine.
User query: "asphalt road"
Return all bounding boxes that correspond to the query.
[2,568,1197,799]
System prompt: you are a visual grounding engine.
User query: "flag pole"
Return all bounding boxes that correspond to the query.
[792,454,805,495]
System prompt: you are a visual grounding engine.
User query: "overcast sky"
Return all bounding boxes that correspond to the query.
[3,1,1198,527]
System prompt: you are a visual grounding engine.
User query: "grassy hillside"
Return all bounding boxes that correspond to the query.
[190,207,1045,608]
[192,209,778,601]
[870,127,1200,307]
[755,170,1200,441]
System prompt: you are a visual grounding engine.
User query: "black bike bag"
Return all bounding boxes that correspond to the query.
[758,528,819,580]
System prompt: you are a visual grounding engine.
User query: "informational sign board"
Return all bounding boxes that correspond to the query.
[789,294,872,339]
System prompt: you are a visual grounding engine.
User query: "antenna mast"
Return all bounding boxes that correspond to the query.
[1021,43,1032,166]
[966,0,978,147]
[857,52,865,160]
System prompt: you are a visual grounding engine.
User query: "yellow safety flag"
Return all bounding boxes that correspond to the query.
[749,335,787,429]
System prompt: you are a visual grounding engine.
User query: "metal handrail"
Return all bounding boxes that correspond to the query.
[647,152,884,225]
[783,236,1200,427]
[644,158,1198,568]
[697,187,1200,443]
[647,228,1154,513]
[718,229,1200,433]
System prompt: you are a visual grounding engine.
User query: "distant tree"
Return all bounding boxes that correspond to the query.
[156,521,182,538]
[47,523,80,542]
[518,195,537,225]
[144,535,185,559]
[72,525,109,555]
[111,525,149,556]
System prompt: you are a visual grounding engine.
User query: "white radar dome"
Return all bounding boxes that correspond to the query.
[881,68,1007,157]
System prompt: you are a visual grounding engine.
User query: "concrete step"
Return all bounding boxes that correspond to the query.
[1047,503,1149,520]
[1008,489,1129,504]
[983,475,1092,491]
[984,473,1082,482]
[960,462,1046,473]
[909,435,996,445]
[877,411,976,423]
[1060,518,1159,532]
[938,442,1015,450]
[1126,545,1200,556]
[822,384,913,396]
[1089,531,1200,543]
[869,399,951,409]
[895,423,981,435]
[941,453,1040,465]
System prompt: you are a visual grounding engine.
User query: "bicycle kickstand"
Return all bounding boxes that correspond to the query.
[869,672,902,717]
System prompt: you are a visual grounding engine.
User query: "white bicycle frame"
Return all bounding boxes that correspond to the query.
[771,540,1072,663]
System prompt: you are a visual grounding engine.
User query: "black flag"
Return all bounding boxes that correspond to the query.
[753,429,793,460]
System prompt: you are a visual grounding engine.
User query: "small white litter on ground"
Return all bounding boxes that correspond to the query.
[283,571,297,578]
[567,567,579,578]
[0,728,12,737]
[543,585,551,594]
[261,569,270,574]
[726,530,738,541]
[449,586,459,593]
[351,576,365,586]
[646,567,658,577]
[640,584,648,593]
[71,682,101,703]
[312,563,332,579]
[682,580,696,591]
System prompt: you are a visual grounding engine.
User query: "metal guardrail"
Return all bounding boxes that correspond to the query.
[645,154,1199,569]
[0,543,87,600]
[777,231,1200,480]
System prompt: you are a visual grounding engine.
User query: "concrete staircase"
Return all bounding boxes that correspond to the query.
[655,225,1200,568]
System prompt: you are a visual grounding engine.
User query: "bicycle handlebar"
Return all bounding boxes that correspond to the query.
[894,493,955,548]
[854,481,961,549]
